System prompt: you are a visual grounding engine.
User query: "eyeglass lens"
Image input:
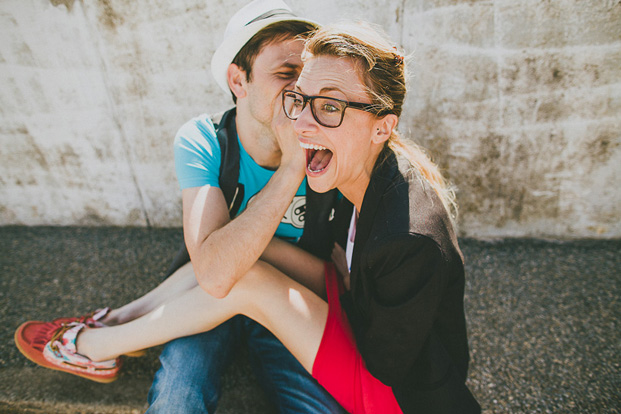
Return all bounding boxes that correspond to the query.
[283,91,346,128]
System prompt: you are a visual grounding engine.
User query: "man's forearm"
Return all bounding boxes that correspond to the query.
[191,163,304,298]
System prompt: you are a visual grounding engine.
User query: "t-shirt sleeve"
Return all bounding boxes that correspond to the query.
[174,114,221,190]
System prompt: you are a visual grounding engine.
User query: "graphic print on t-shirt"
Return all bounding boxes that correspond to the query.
[247,194,305,230]
[174,114,307,242]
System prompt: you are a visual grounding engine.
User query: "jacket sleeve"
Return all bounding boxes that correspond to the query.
[357,233,448,386]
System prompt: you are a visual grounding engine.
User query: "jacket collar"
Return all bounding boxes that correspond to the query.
[349,146,399,278]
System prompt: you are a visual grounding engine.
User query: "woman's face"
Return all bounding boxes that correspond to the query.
[292,55,386,198]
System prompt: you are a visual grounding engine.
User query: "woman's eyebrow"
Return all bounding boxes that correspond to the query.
[294,85,345,96]
[319,87,342,95]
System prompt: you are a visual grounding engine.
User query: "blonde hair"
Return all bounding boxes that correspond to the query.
[304,21,458,223]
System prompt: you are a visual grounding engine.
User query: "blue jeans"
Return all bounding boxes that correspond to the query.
[146,315,344,414]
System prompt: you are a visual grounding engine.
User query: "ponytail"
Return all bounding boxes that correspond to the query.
[388,132,458,226]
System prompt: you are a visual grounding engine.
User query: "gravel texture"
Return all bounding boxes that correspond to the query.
[0,226,619,413]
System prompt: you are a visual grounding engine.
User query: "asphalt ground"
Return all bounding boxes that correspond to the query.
[0,226,619,413]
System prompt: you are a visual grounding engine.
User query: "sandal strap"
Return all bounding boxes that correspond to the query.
[81,307,110,327]
[50,322,84,353]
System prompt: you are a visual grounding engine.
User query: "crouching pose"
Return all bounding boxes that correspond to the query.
[16,21,480,414]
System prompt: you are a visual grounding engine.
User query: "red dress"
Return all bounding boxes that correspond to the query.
[312,263,403,414]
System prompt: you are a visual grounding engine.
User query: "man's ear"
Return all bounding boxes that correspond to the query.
[372,114,398,144]
[227,63,247,99]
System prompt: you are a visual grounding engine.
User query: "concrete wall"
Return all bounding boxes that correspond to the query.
[1,0,619,238]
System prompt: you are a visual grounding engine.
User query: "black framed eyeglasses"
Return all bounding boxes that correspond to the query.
[282,90,379,128]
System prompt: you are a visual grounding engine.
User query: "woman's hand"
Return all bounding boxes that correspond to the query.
[331,242,350,291]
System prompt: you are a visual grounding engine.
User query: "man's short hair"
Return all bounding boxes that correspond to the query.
[230,20,316,103]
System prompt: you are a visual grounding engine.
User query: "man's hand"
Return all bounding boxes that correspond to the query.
[187,95,310,298]
[272,90,306,179]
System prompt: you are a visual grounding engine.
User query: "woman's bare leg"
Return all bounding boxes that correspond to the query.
[77,261,328,374]
[104,235,327,326]
[102,262,198,325]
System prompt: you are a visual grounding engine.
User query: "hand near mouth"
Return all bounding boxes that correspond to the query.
[272,94,306,181]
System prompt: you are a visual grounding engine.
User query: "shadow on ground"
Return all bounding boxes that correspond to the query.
[1,227,619,413]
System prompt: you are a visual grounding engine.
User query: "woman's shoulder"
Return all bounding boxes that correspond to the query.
[375,163,451,238]
[368,153,462,261]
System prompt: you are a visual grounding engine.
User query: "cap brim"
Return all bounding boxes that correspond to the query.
[211,16,318,94]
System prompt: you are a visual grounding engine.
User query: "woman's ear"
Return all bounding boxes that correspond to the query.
[227,63,247,99]
[372,114,398,144]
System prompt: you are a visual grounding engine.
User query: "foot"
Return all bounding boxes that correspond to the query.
[14,321,121,383]
[53,308,145,357]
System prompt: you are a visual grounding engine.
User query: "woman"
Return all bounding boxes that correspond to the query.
[16,22,480,413]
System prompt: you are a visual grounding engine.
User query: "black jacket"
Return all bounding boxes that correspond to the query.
[337,147,480,414]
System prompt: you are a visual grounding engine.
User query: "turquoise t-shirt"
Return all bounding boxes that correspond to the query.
[174,114,306,242]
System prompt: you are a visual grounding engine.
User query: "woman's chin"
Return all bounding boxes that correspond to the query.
[307,174,335,194]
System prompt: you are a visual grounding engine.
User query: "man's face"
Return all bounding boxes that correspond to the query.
[244,37,305,125]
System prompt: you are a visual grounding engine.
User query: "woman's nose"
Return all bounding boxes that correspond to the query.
[293,103,318,135]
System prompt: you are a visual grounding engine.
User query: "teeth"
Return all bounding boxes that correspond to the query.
[299,142,328,151]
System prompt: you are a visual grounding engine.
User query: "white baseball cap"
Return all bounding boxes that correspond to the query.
[211,0,318,93]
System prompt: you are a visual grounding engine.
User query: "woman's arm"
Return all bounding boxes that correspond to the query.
[353,234,450,385]
[261,237,327,298]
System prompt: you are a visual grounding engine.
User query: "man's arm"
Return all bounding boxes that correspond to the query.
[183,160,305,298]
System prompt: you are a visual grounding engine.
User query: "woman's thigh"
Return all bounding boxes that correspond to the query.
[235,260,329,374]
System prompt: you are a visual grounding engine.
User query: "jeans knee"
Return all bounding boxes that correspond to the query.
[146,327,238,414]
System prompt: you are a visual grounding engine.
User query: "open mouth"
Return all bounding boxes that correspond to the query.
[300,142,333,175]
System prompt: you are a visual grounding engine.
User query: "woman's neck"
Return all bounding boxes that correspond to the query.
[340,153,381,213]
[340,181,367,214]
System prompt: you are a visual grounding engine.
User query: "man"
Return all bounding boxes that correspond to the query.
[146,1,344,413]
